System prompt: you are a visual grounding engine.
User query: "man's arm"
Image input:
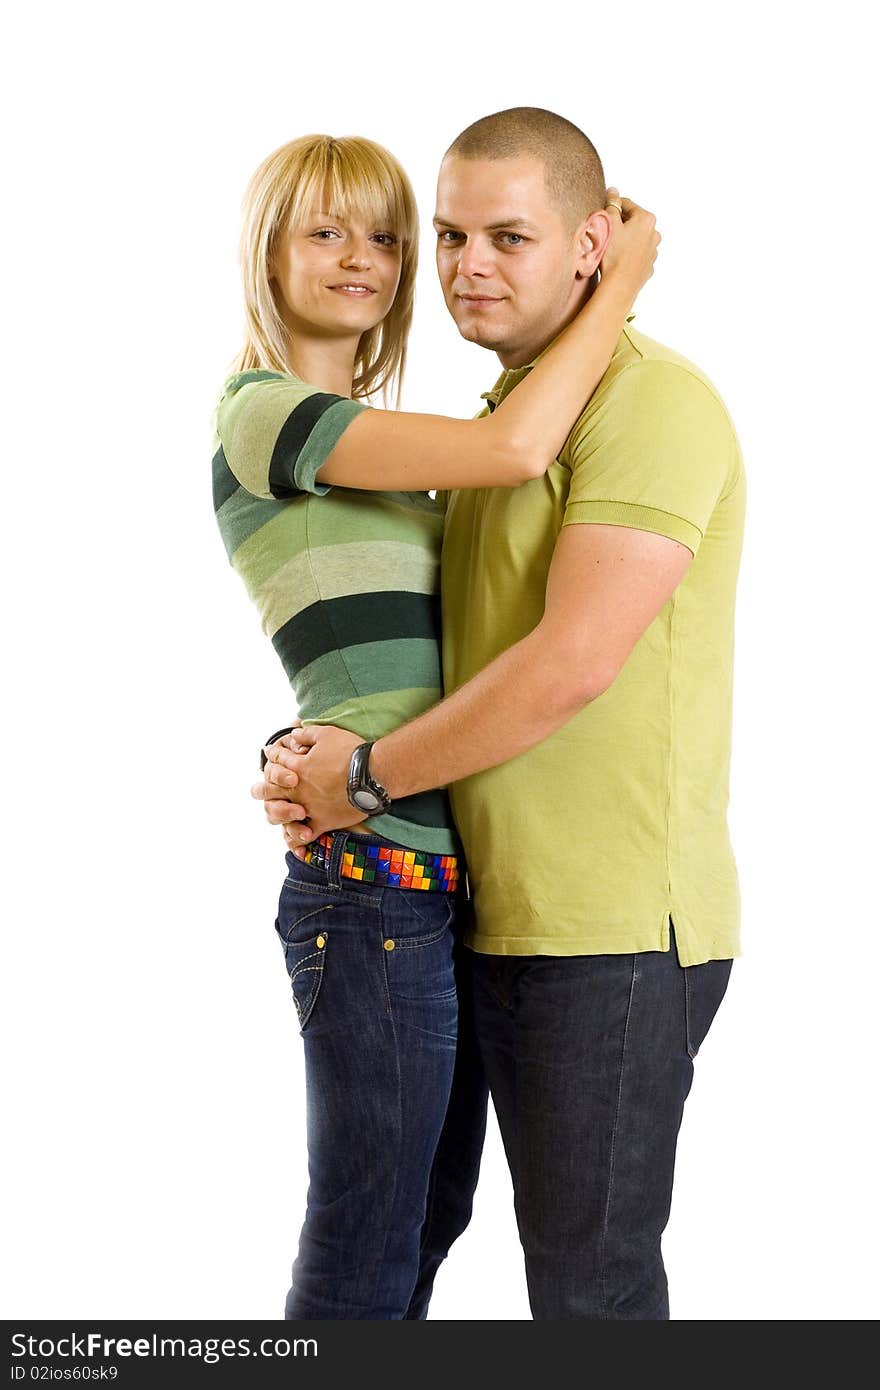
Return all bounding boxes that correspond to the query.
[261,521,693,841]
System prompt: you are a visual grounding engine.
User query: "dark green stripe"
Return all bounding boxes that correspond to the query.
[212,445,239,512]
[272,591,440,673]
[269,392,347,498]
[391,788,454,830]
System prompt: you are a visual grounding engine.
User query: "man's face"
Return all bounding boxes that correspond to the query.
[434,154,587,368]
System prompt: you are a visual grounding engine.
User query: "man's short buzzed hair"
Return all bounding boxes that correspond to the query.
[445,107,606,230]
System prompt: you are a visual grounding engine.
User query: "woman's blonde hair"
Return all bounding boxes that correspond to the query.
[230,134,419,402]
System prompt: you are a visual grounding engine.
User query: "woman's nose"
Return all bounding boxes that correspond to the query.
[342,236,371,269]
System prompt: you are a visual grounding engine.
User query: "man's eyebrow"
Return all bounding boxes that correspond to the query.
[432,216,539,231]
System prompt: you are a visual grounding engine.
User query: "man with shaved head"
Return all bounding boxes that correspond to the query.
[259,107,745,1320]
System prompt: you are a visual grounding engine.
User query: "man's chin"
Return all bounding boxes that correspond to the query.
[453,318,508,351]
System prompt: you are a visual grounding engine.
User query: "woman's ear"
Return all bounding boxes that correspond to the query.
[574,210,613,281]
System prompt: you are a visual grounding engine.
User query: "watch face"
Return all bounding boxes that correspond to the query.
[352,788,382,814]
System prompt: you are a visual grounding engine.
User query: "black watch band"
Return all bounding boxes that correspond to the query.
[347,742,392,815]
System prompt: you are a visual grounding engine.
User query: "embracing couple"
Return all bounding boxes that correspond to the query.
[212,106,745,1321]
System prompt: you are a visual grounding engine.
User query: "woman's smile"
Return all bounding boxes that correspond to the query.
[327,281,377,297]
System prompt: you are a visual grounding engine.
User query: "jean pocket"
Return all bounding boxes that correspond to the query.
[275,900,333,1031]
[388,890,457,939]
[684,956,733,1059]
[380,894,457,1015]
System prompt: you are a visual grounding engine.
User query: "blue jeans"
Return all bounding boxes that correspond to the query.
[274,834,461,1320]
[406,919,731,1320]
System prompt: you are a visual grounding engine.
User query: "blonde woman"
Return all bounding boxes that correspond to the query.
[213,133,658,1319]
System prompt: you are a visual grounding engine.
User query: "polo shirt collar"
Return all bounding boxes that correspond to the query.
[480,313,636,411]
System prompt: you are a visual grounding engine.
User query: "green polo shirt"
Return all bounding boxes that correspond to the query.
[441,323,746,967]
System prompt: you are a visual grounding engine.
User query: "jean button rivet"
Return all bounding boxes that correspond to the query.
[316,935,326,949]
[383,939,395,951]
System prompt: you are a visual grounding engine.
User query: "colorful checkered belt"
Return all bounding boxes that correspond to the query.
[303,832,460,893]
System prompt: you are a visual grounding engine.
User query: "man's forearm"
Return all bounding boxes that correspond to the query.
[370,626,611,799]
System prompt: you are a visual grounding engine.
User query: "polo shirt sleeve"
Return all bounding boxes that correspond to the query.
[562,359,736,556]
[215,370,369,499]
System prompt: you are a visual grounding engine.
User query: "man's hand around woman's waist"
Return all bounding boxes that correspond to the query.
[252,723,368,855]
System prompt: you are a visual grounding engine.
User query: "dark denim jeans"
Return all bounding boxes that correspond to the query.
[406,919,731,1320]
[274,834,461,1319]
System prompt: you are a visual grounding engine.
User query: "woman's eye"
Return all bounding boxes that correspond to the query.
[312,228,340,240]
[372,232,399,247]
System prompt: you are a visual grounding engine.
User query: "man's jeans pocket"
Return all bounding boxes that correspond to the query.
[683,955,733,1059]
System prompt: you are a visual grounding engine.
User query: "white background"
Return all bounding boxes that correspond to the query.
[3,0,877,1321]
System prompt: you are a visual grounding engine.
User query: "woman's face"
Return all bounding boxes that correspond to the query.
[271,207,403,343]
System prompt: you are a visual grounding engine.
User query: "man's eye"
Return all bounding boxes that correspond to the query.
[499,233,525,246]
[438,231,464,244]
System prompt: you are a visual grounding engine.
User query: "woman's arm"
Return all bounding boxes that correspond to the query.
[319,196,659,492]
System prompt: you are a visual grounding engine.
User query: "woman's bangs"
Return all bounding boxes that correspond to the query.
[324,146,414,241]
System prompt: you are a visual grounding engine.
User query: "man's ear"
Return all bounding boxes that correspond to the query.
[574,209,613,281]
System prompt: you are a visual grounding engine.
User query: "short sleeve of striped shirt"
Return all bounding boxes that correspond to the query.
[215,369,368,500]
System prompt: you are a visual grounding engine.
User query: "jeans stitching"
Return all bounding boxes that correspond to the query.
[287,953,326,1030]
[388,926,450,950]
[284,879,382,909]
[683,968,697,1059]
[403,895,456,931]
[288,950,324,981]
[278,904,334,942]
[599,954,638,1320]
[363,901,403,1313]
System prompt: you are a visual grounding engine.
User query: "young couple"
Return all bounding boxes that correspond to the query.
[213,106,745,1321]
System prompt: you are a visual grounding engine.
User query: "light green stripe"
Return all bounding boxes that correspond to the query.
[312,539,438,599]
[257,541,438,638]
[562,500,703,553]
[296,641,441,719]
[218,378,316,498]
[305,687,443,740]
[229,492,440,592]
[307,491,442,548]
[217,489,288,560]
[230,504,309,589]
[250,550,316,635]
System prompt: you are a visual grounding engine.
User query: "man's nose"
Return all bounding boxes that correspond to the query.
[455,239,493,279]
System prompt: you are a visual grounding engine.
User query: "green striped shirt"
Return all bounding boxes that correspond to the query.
[213,369,458,854]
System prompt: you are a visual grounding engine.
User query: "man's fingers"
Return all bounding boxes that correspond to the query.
[265,797,308,825]
[283,822,318,847]
[283,726,318,749]
[250,780,278,802]
[251,776,298,802]
[264,759,300,789]
[284,818,323,844]
[264,744,303,771]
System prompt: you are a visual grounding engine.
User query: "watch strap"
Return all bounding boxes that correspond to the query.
[347,742,392,814]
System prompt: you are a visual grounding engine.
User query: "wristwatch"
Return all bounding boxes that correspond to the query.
[347,742,392,815]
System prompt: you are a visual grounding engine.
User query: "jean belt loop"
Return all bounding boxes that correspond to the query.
[327,831,348,890]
